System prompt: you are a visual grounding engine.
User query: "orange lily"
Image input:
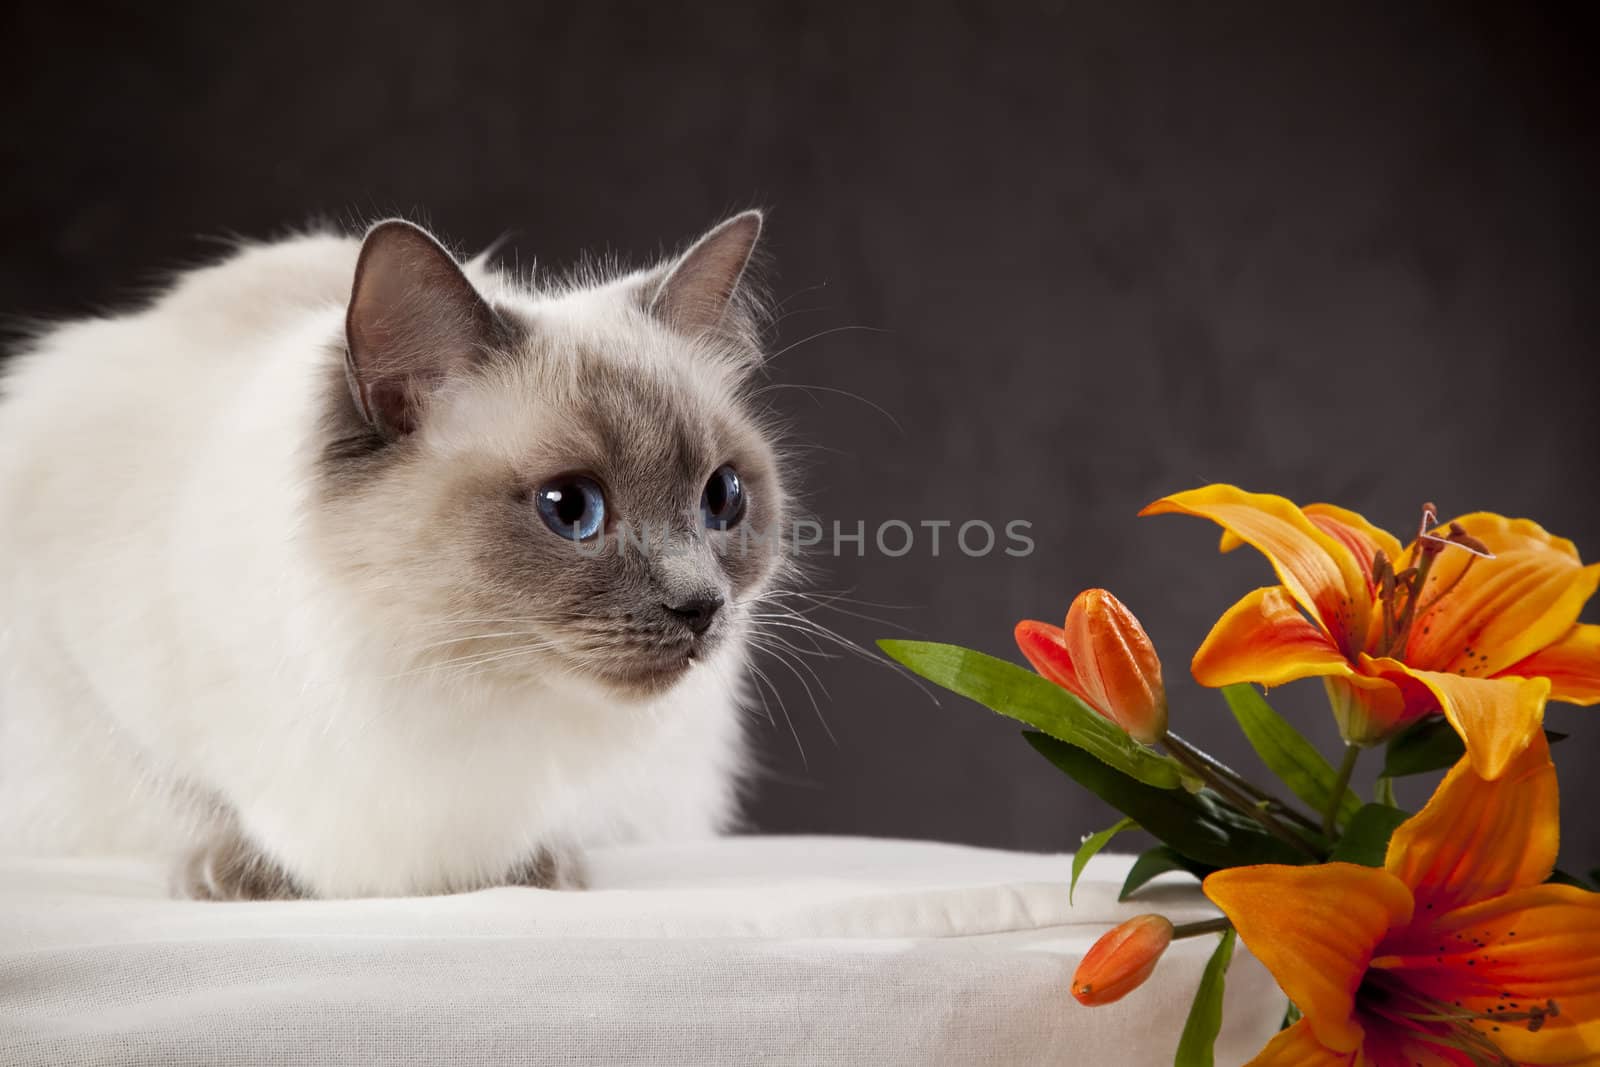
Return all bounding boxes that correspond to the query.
[1141,486,1600,779]
[1206,731,1600,1065]
[1072,914,1175,1006]
[1015,588,1168,744]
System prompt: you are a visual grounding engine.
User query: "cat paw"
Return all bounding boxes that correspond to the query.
[504,845,588,890]
[174,828,307,901]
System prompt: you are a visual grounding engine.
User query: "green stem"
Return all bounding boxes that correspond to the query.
[1171,916,1232,940]
[1374,776,1397,807]
[1166,732,1322,834]
[1165,736,1322,860]
[1325,744,1362,837]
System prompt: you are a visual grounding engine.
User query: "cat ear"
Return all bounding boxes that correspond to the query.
[647,211,764,340]
[344,220,505,439]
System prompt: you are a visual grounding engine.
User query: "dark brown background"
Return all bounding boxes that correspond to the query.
[5,3,1597,870]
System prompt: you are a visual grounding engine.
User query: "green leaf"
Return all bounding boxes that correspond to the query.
[1328,803,1411,867]
[1071,817,1136,904]
[1174,928,1237,1067]
[1384,717,1569,778]
[1221,684,1360,826]
[1120,845,1214,901]
[1024,732,1312,868]
[1381,717,1463,777]
[878,640,1184,788]
[1548,869,1594,889]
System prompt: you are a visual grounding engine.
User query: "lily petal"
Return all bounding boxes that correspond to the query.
[1503,623,1600,706]
[1244,1020,1354,1066]
[1305,503,1405,588]
[1218,502,1403,577]
[1404,516,1599,678]
[1304,504,1404,654]
[1384,730,1557,913]
[1205,863,1414,1055]
[1141,486,1372,655]
[1357,1027,1478,1066]
[1391,883,1600,1066]
[1193,587,1354,689]
[1015,621,1094,707]
[1361,657,1549,780]
[1435,512,1582,562]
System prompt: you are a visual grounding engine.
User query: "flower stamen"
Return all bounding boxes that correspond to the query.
[1373,505,1499,660]
[1363,968,1559,1066]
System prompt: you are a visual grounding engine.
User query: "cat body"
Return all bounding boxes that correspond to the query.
[0,214,784,898]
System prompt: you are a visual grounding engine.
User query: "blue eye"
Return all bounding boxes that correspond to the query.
[535,475,606,541]
[701,465,746,530]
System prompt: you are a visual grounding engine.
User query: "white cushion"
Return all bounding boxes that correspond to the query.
[0,836,1285,1064]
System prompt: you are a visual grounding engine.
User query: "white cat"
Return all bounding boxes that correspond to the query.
[0,212,791,899]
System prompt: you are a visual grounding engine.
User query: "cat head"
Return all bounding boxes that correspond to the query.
[314,212,790,698]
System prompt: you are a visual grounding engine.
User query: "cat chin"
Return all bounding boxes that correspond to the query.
[600,671,692,701]
[563,633,737,702]
[431,634,725,702]
[584,652,705,700]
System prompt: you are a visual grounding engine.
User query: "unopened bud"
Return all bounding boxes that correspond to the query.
[1017,589,1168,744]
[1064,589,1168,744]
[1072,914,1175,1006]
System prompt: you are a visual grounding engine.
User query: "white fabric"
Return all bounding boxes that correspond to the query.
[1,836,1286,1065]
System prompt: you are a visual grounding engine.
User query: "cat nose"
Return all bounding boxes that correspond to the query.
[664,595,724,635]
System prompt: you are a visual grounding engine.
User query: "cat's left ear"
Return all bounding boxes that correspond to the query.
[646,211,764,344]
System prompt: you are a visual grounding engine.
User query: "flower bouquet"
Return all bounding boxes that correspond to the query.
[879,485,1599,1065]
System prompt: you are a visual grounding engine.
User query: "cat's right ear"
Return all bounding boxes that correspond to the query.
[344,220,505,440]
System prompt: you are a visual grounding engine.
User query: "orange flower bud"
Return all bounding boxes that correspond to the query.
[1015,589,1168,744]
[1072,914,1175,1007]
